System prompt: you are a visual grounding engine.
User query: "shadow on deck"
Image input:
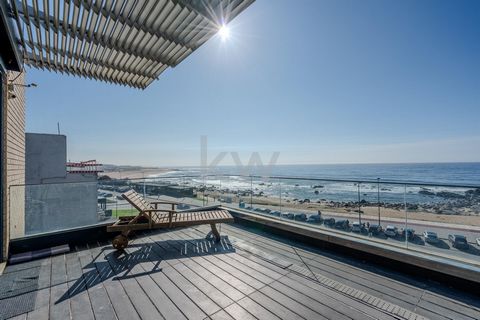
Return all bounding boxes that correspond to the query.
[56,236,234,304]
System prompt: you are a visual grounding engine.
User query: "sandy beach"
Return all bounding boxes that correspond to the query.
[202,191,480,226]
[103,167,177,180]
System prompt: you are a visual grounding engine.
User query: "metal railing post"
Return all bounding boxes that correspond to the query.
[250,175,253,208]
[143,177,146,199]
[404,184,408,248]
[377,178,381,225]
[357,183,362,224]
[279,178,282,213]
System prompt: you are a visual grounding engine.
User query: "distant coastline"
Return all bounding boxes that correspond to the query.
[102,165,178,179]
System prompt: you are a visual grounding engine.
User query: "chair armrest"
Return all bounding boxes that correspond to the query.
[142,209,175,214]
[150,201,178,205]
[150,201,177,211]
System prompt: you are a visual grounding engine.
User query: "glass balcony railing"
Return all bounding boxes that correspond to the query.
[9,174,480,267]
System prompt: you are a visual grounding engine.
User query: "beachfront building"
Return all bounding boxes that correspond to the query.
[21,133,100,235]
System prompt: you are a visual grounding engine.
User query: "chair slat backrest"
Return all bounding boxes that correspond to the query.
[122,189,152,212]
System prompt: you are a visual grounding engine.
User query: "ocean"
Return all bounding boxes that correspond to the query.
[153,163,480,205]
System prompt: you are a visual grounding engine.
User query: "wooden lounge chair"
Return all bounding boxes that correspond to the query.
[107,189,234,249]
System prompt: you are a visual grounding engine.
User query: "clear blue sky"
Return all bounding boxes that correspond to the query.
[25,0,480,166]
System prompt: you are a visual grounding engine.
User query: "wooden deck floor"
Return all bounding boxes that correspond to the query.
[1,223,479,320]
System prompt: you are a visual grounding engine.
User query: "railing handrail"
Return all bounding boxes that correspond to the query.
[120,174,480,189]
[8,174,480,189]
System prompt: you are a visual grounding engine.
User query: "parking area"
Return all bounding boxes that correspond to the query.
[243,206,480,263]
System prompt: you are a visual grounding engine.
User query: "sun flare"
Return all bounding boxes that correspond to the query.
[218,24,230,41]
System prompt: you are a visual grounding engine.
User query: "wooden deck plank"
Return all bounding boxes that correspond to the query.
[220,224,424,312]
[261,283,345,320]
[235,229,461,320]
[101,245,165,320]
[25,256,51,319]
[129,234,209,320]
[48,254,71,320]
[416,298,476,320]
[140,232,185,265]
[7,314,27,320]
[278,273,396,320]
[65,251,95,320]
[162,265,222,316]
[181,228,290,278]
[164,227,476,317]
[3,223,479,320]
[237,296,282,320]
[223,223,432,300]
[248,290,304,320]
[225,251,289,278]
[26,306,49,320]
[178,228,287,281]
[218,226,431,315]
[210,310,235,320]
[120,240,188,320]
[211,253,278,284]
[223,303,257,320]
[88,244,142,320]
[140,233,245,302]
[77,247,117,320]
[150,232,257,296]
[148,268,207,320]
[200,254,270,289]
[421,292,480,320]
[180,259,246,302]
[171,262,234,309]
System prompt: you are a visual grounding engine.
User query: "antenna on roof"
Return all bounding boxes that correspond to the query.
[57,122,60,134]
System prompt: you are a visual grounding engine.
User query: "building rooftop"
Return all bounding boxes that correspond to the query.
[1,222,478,320]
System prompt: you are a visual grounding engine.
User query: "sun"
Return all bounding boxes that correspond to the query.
[218,24,230,41]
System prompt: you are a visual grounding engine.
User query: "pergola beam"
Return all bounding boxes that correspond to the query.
[14,1,187,66]
[7,0,255,89]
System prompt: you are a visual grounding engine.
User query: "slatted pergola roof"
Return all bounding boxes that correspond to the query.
[6,0,254,89]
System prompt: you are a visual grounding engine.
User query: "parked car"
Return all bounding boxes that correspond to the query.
[334,219,349,230]
[351,222,365,233]
[368,224,383,235]
[270,211,281,217]
[281,212,295,220]
[477,238,480,246]
[323,218,335,227]
[177,203,190,210]
[116,195,123,200]
[306,214,322,224]
[294,213,307,221]
[448,234,469,250]
[384,225,398,237]
[423,230,439,244]
[401,228,415,241]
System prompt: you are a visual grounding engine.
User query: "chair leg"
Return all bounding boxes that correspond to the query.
[210,223,221,242]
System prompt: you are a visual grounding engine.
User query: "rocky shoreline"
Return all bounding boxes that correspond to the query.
[197,185,480,216]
